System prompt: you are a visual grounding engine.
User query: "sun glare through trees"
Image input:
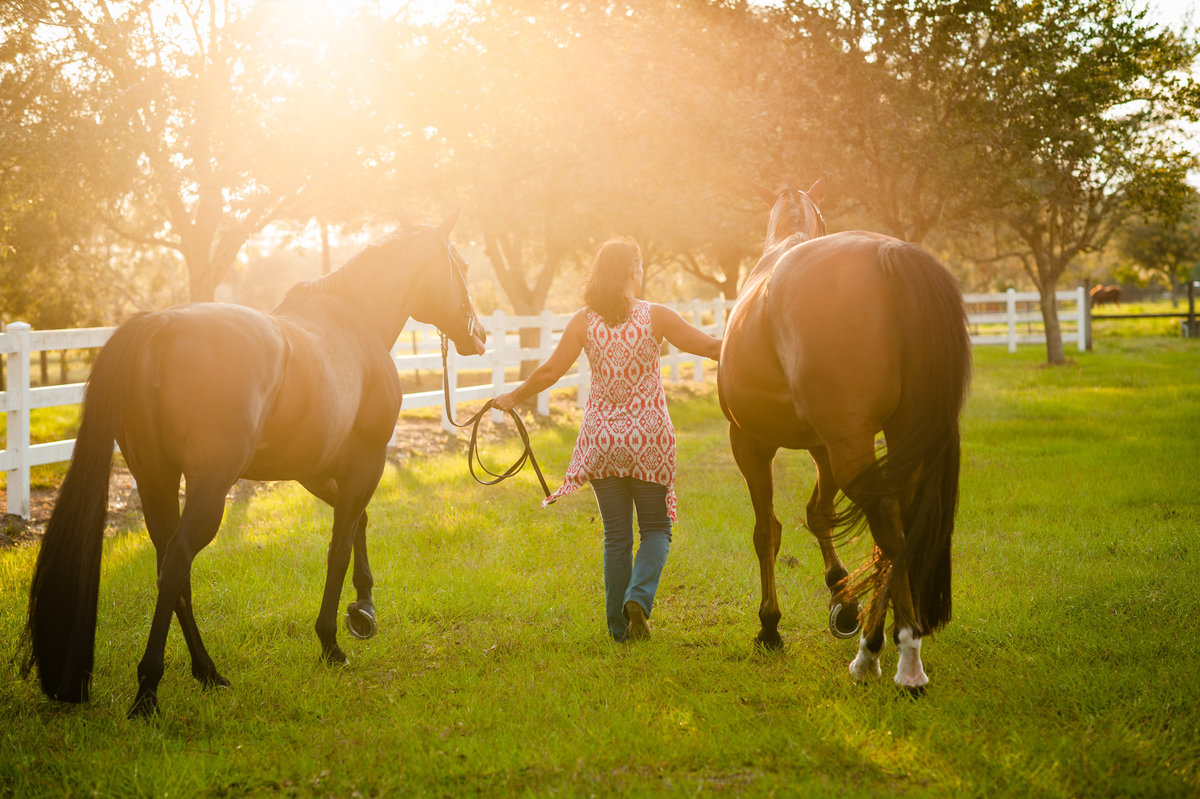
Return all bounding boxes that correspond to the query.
[1,0,1197,364]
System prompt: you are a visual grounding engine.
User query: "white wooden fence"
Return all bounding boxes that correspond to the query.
[1,290,1085,519]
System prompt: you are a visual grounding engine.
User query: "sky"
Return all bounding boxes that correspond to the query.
[1148,0,1198,27]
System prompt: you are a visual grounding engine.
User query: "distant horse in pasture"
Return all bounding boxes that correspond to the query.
[23,218,486,718]
[717,176,971,695]
[1090,285,1122,309]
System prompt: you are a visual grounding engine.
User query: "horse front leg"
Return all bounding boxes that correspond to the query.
[314,503,365,665]
[729,425,784,649]
[302,478,376,642]
[312,455,385,665]
[345,512,377,640]
[807,447,861,639]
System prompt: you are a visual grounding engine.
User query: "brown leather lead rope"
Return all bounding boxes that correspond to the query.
[439,333,552,498]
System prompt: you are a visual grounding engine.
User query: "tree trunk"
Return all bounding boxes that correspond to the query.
[185,249,219,303]
[1038,276,1068,364]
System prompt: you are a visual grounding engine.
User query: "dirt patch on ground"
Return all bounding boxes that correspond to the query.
[1,466,140,548]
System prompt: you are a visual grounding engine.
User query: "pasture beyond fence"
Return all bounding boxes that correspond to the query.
[1,289,1086,519]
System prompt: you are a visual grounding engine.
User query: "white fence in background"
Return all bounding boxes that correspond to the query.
[1,290,1085,519]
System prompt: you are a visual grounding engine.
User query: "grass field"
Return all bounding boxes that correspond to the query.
[1,338,1198,797]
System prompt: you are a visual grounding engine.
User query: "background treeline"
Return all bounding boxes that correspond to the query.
[2,0,1199,363]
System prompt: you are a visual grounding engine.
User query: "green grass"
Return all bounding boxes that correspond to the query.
[1,338,1199,797]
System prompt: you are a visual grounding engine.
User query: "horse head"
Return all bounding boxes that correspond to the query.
[754,174,828,252]
[416,213,488,356]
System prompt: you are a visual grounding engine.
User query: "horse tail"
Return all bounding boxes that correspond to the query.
[842,242,971,634]
[20,313,165,702]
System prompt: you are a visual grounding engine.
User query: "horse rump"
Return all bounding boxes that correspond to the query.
[837,242,970,634]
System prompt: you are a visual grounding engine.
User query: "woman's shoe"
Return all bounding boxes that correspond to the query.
[624,600,651,640]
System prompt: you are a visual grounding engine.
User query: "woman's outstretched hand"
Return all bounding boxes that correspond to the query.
[493,392,518,412]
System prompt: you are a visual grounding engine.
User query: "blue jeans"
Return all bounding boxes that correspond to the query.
[592,477,673,641]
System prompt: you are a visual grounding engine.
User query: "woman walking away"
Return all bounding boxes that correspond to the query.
[494,237,721,642]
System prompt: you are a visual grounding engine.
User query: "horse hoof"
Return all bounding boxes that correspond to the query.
[829,603,861,639]
[345,601,377,640]
[754,632,785,651]
[322,646,349,666]
[127,694,159,719]
[900,684,927,700]
[195,670,231,690]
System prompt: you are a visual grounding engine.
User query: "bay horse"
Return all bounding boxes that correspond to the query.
[22,217,487,717]
[717,177,971,694]
[1090,284,1122,309]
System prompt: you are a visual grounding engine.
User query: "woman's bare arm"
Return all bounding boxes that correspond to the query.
[650,304,722,360]
[493,308,588,410]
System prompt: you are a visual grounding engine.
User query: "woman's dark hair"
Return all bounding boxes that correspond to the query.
[583,237,641,326]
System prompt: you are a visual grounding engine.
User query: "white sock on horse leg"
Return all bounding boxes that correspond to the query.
[893,627,928,688]
[849,633,883,680]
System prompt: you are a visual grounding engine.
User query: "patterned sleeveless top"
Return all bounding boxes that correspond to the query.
[543,300,678,520]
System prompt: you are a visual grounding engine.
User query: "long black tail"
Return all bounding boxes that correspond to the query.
[844,242,971,634]
[20,314,164,702]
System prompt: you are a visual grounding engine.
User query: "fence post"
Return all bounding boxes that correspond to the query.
[691,299,704,381]
[1075,286,1087,351]
[441,340,458,434]
[667,330,681,384]
[489,310,506,424]
[536,311,552,416]
[1006,288,1018,353]
[5,322,32,519]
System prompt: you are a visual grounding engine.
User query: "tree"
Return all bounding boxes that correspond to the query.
[984,0,1198,363]
[0,3,136,327]
[1115,191,1200,301]
[7,1,392,305]
[772,0,1006,244]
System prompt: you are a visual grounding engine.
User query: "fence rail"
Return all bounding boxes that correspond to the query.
[1,290,1084,519]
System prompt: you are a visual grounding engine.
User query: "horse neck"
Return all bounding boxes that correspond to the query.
[343,273,420,347]
[280,261,421,349]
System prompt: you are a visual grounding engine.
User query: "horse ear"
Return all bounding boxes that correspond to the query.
[437,209,461,240]
[752,181,777,207]
[808,173,829,204]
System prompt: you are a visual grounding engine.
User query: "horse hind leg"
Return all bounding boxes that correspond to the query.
[843,485,928,696]
[139,472,229,691]
[870,497,929,696]
[807,447,861,639]
[821,440,898,684]
[130,477,231,717]
[729,425,784,650]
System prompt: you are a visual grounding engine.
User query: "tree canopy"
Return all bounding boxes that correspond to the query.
[2,0,1197,363]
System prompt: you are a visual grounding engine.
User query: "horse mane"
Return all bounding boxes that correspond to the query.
[279,231,407,306]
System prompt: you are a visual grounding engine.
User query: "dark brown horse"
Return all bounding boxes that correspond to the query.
[1090,284,1122,308]
[717,177,971,694]
[23,218,486,717]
